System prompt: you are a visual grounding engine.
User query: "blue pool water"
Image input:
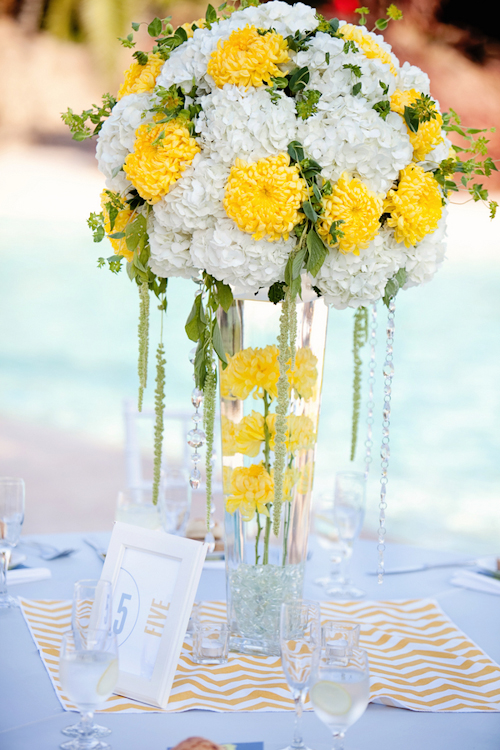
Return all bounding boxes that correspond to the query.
[1,216,499,553]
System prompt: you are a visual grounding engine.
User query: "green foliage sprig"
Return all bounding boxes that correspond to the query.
[152,338,166,506]
[383,268,407,308]
[350,307,369,461]
[403,94,438,134]
[296,89,322,120]
[61,94,116,141]
[434,109,498,215]
[138,281,150,411]
[151,83,201,136]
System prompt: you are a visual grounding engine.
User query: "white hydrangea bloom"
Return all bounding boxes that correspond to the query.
[148,212,197,280]
[419,135,452,171]
[403,209,448,287]
[228,1,318,37]
[153,153,228,234]
[337,20,400,76]
[296,32,396,105]
[190,218,294,293]
[397,61,431,95]
[96,93,154,193]
[196,86,298,164]
[314,229,406,310]
[298,95,412,193]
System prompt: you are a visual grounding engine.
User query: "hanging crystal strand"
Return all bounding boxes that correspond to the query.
[188,352,205,489]
[378,299,396,584]
[364,303,378,481]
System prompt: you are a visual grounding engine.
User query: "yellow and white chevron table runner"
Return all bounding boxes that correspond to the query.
[20,597,500,713]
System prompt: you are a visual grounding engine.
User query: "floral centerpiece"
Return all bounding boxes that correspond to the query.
[63,0,496,651]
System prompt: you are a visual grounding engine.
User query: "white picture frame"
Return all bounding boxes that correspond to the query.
[101,522,208,708]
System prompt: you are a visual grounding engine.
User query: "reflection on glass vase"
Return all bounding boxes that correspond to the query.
[218,294,328,656]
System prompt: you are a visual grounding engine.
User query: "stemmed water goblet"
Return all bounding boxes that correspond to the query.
[326,472,366,599]
[309,647,370,750]
[61,580,113,741]
[0,477,25,609]
[59,628,119,750]
[279,600,321,750]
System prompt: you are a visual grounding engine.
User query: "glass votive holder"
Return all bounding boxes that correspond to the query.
[192,621,229,665]
[321,620,360,664]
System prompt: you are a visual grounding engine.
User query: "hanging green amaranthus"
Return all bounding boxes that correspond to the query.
[137,280,149,412]
[152,334,166,506]
[272,287,292,536]
[203,362,217,529]
[350,306,369,461]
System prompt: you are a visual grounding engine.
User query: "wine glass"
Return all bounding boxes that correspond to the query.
[313,492,345,590]
[59,629,118,750]
[310,648,370,750]
[0,478,25,609]
[280,600,321,750]
[326,472,366,599]
[62,580,113,740]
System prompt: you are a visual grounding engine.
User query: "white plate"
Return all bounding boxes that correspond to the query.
[476,556,500,572]
[8,552,27,570]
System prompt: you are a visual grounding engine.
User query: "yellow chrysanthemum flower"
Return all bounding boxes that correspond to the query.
[384,163,443,247]
[100,191,134,261]
[117,52,165,100]
[221,345,280,401]
[267,413,316,453]
[226,465,273,521]
[318,173,383,256]
[124,119,200,204]
[288,347,318,401]
[390,88,443,162]
[221,415,237,456]
[208,25,289,89]
[224,153,308,242]
[235,411,265,457]
[179,17,206,38]
[340,24,397,75]
[223,465,233,494]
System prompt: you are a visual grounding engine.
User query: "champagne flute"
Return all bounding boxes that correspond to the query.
[0,478,25,609]
[59,629,118,750]
[326,472,366,600]
[62,580,113,740]
[280,600,321,750]
[310,648,370,750]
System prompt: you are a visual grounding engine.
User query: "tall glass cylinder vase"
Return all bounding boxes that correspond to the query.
[218,295,328,656]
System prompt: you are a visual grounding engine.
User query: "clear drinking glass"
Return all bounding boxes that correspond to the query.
[313,493,344,590]
[326,472,366,600]
[159,468,191,536]
[280,600,321,750]
[0,478,25,609]
[310,648,370,750]
[115,487,161,530]
[59,629,118,750]
[63,580,113,740]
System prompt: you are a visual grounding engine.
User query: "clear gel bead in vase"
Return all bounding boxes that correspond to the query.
[218,295,328,656]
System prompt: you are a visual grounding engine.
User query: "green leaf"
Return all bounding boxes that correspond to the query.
[352,82,362,96]
[302,201,318,223]
[125,214,147,254]
[306,229,328,277]
[185,296,201,342]
[194,340,207,390]
[287,140,305,164]
[131,21,140,31]
[212,319,227,364]
[126,261,137,281]
[148,17,162,37]
[108,231,125,239]
[206,3,217,24]
[268,281,286,304]
[93,226,105,242]
[288,66,310,93]
[174,26,188,43]
[375,18,388,30]
[285,246,307,288]
[215,280,234,312]
[312,183,322,202]
[394,268,407,287]
[329,18,339,33]
[404,106,419,133]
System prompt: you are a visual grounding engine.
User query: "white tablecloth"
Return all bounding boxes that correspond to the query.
[1,532,499,749]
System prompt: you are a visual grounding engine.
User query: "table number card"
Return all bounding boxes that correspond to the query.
[101,522,208,708]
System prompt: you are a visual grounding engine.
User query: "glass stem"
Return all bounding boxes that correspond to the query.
[340,542,353,585]
[292,690,304,749]
[332,731,345,750]
[78,711,94,738]
[0,549,11,597]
